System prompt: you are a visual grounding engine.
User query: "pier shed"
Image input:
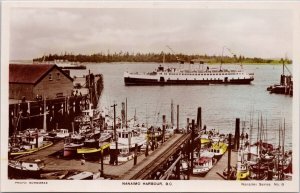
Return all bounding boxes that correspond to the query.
[9,64,73,100]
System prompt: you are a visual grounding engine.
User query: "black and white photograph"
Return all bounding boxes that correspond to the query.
[1,1,299,192]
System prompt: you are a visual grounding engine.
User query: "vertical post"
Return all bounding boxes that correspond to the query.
[145,130,149,156]
[111,103,117,141]
[187,139,190,180]
[171,99,174,128]
[227,134,232,180]
[27,102,30,114]
[128,131,131,153]
[186,118,190,133]
[111,103,118,165]
[162,115,166,143]
[282,118,285,157]
[121,102,125,128]
[196,107,202,131]
[71,122,74,134]
[191,120,195,176]
[43,98,47,131]
[282,59,285,75]
[134,143,138,165]
[177,105,179,132]
[278,123,281,180]
[35,128,39,148]
[151,127,154,151]
[88,69,91,103]
[65,97,67,115]
[234,118,240,151]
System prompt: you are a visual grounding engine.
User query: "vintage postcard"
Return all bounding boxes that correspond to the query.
[1,1,299,192]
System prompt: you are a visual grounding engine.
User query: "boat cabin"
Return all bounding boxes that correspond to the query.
[10,159,45,171]
[56,129,69,138]
[157,65,164,72]
[22,129,44,149]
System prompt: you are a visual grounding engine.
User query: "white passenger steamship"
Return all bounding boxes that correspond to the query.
[124,61,254,86]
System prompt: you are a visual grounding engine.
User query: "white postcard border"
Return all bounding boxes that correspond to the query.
[1,1,299,192]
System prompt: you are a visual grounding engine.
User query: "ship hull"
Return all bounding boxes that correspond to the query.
[8,165,42,179]
[124,77,254,86]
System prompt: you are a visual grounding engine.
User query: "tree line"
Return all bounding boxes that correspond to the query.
[33,52,292,64]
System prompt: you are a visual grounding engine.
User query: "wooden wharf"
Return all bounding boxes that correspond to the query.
[119,133,190,180]
[12,134,193,179]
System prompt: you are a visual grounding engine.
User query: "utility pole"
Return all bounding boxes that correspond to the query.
[125,98,128,128]
[111,103,118,165]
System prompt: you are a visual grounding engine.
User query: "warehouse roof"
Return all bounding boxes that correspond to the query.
[9,64,73,84]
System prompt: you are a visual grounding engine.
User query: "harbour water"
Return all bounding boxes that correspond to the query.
[71,63,292,150]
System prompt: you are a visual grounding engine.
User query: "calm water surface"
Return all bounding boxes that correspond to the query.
[72,63,292,150]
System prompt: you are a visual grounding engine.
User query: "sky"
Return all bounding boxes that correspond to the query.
[9,8,293,60]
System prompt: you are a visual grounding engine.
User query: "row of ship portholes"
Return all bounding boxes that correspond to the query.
[165,77,247,81]
[165,78,240,81]
[161,73,243,76]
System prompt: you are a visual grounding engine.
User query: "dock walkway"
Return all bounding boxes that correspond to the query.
[15,134,188,179]
[119,133,189,179]
[191,150,237,180]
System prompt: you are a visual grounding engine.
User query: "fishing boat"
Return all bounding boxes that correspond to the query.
[249,162,268,174]
[110,129,147,162]
[267,59,293,96]
[46,129,70,140]
[8,159,45,179]
[209,142,228,160]
[236,162,250,180]
[9,129,53,158]
[192,151,214,176]
[76,132,112,158]
[64,133,85,157]
[260,152,275,162]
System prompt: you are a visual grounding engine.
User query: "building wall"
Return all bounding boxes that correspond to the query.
[9,83,34,100]
[33,68,73,99]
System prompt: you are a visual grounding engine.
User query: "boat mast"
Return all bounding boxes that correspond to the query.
[282,118,285,156]
[171,99,174,128]
[43,96,47,131]
[221,46,225,71]
[278,121,281,180]
[126,97,128,128]
[134,108,137,126]
[265,116,268,145]
[248,111,252,159]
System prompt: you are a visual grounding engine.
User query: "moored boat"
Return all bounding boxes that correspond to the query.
[8,159,45,179]
[9,129,53,158]
[64,134,85,157]
[209,142,228,160]
[193,151,214,176]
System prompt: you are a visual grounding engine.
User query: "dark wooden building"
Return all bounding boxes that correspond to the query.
[9,64,73,100]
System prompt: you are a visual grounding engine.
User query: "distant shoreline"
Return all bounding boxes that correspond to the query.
[9,60,292,65]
